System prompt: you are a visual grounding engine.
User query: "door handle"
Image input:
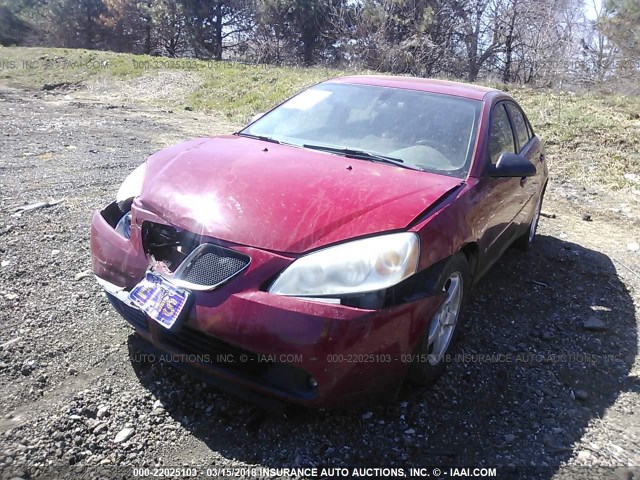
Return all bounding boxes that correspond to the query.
[520,177,527,187]
[539,153,545,162]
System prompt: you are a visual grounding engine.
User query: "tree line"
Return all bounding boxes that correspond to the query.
[1,0,639,87]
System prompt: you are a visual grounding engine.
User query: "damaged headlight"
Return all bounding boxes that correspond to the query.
[115,212,131,239]
[269,232,420,297]
[116,162,146,210]
[112,163,145,239]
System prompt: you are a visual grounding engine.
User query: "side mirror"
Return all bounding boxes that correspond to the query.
[249,112,265,124]
[489,152,536,178]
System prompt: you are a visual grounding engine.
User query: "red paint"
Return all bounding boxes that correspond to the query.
[139,136,463,253]
[90,76,548,407]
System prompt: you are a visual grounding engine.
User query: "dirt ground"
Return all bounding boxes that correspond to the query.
[1,82,640,480]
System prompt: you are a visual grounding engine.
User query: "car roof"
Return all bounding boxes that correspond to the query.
[328,75,500,101]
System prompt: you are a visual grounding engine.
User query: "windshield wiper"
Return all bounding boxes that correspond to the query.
[235,132,281,144]
[302,144,406,166]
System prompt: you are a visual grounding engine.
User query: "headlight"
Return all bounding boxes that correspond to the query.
[269,232,420,297]
[115,212,131,239]
[116,163,146,208]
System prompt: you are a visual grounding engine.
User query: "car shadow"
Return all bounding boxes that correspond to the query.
[127,233,638,478]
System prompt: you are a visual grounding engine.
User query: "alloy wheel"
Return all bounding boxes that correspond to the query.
[427,272,463,366]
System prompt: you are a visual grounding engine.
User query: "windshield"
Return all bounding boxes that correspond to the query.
[240,82,482,177]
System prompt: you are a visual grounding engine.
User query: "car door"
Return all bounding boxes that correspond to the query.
[504,101,544,230]
[474,102,522,272]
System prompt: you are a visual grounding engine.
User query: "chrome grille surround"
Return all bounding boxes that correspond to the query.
[168,243,251,291]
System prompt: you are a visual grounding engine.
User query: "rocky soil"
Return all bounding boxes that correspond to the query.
[0,83,639,480]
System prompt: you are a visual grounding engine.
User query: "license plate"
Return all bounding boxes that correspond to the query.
[128,273,191,329]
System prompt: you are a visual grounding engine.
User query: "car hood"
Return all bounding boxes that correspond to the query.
[138,136,462,254]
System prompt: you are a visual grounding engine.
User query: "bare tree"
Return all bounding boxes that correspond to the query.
[451,0,502,81]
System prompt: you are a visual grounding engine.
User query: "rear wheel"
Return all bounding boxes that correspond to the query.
[514,190,544,251]
[407,253,469,385]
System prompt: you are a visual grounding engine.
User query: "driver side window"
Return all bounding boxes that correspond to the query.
[489,104,516,165]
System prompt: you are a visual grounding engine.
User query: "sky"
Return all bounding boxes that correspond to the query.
[585,0,604,20]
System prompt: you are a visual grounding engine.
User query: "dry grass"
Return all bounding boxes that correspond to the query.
[514,87,640,189]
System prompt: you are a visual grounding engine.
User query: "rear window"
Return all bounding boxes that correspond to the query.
[505,103,531,151]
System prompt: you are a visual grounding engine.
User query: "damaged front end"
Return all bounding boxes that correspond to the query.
[90,166,447,408]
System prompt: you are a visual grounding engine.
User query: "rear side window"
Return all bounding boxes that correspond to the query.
[526,117,535,138]
[505,103,530,151]
[488,104,515,165]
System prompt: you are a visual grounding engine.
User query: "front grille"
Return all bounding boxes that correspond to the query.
[160,327,316,397]
[142,221,250,290]
[174,244,250,288]
[161,326,270,375]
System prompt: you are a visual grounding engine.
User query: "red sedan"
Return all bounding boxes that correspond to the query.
[91,76,547,408]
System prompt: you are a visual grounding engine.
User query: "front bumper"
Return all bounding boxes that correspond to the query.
[91,203,444,408]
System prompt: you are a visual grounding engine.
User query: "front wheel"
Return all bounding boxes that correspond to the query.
[407,253,469,385]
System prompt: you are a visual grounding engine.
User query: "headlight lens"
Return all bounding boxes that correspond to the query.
[269,232,420,296]
[115,212,131,239]
[116,163,146,207]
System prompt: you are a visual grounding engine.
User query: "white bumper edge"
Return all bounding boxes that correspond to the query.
[95,276,141,310]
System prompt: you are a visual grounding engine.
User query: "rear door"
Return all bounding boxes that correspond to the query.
[504,102,544,229]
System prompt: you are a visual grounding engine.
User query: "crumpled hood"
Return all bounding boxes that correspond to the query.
[138,136,462,253]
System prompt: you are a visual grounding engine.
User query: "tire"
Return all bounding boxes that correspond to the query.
[514,189,545,251]
[407,253,469,386]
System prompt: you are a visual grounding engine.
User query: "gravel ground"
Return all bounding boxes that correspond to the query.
[0,83,640,480]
